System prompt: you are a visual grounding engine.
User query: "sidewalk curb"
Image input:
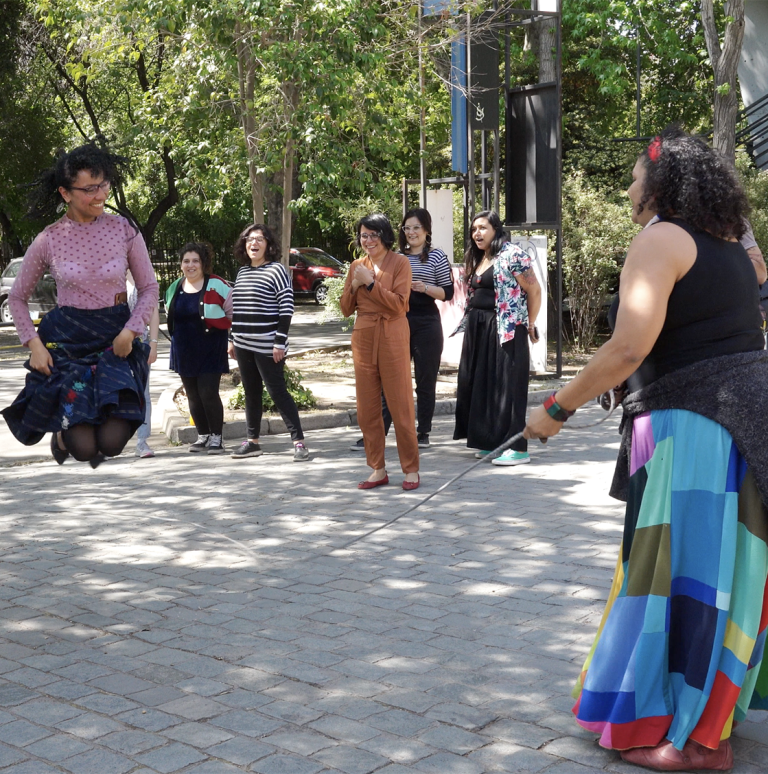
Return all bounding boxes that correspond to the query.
[161,384,555,445]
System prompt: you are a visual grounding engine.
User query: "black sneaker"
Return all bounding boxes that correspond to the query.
[417,433,430,448]
[350,438,365,451]
[207,440,226,455]
[231,441,263,459]
[293,442,310,461]
[189,436,209,453]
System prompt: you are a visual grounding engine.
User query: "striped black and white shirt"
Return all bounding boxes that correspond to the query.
[231,262,294,355]
[406,247,455,316]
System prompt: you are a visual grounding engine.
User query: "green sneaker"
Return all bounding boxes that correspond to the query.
[491,450,530,467]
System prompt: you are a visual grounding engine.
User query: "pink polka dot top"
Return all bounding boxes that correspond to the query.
[9,214,159,346]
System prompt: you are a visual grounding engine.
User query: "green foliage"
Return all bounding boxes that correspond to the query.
[318,263,354,329]
[228,366,317,412]
[738,155,768,255]
[562,172,636,350]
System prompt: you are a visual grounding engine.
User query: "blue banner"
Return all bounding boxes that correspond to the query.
[451,36,468,174]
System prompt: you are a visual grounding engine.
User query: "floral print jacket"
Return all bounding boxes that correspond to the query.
[453,241,532,345]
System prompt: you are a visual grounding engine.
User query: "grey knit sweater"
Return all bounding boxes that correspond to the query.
[610,350,768,506]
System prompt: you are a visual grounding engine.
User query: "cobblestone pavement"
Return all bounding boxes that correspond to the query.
[1,411,767,773]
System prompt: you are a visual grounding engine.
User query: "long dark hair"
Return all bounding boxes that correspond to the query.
[464,210,507,281]
[179,242,213,274]
[26,143,130,221]
[355,213,396,250]
[639,126,749,239]
[399,208,433,263]
[233,224,279,266]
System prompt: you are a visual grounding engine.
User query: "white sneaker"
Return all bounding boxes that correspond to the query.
[135,440,155,458]
[491,450,530,466]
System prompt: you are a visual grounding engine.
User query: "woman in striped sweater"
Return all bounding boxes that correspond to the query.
[227,224,309,461]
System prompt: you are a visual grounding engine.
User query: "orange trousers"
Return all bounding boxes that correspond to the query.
[352,318,419,474]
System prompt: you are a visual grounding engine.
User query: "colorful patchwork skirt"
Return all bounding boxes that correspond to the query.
[573,409,768,751]
[1,305,149,445]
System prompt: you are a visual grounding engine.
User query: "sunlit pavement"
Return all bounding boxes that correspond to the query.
[1,410,767,773]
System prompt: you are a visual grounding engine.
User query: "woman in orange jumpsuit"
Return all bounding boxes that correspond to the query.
[340,213,420,490]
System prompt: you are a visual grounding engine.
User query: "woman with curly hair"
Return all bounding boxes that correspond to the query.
[2,144,158,467]
[227,224,309,462]
[165,242,233,454]
[525,127,768,771]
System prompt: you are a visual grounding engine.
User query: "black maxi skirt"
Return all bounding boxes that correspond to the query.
[2,304,149,446]
[453,310,529,453]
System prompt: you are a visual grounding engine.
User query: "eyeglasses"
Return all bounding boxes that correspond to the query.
[402,225,423,233]
[246,235,266,244]
[359,232,381,243]
[68,180,111,196]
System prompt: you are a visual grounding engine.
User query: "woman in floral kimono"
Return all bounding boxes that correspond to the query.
[453,210,541,465]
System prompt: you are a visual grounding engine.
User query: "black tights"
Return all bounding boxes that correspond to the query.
[61,417,133,461]
[180,373,224,436]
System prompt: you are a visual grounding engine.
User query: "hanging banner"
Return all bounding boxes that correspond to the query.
[451,36,468,174]
[469,11,499,132]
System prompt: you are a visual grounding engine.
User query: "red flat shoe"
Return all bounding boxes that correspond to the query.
[620,739,733,771]
[402,475,420,491]
[358,475,389,490]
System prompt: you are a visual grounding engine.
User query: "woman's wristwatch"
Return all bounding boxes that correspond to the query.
[543,392,576,423]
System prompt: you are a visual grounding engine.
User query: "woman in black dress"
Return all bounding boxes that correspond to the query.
[165,243,233,454]
[453,211,541,465]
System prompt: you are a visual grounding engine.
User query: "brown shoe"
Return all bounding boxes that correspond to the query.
[621,739,733,771]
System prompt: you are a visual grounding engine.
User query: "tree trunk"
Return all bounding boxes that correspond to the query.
[279,81,299,268]
[235,22,264,223]
[266,171,284,251]
[538,17,556,83]
[701,0,745,161]
[0,209,23,257]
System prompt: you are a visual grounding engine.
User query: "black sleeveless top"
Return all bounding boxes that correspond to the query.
[610,218,763,390]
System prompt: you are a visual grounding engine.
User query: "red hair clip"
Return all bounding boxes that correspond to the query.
[648,136,662,162]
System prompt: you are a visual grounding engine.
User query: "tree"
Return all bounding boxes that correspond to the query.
[701,0,745,160]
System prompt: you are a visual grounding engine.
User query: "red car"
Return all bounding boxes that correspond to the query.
[289,247,344,304]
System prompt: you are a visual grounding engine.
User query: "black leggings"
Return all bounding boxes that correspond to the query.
[382,314,443,435]
[234,347,304,442]
[62,416,133,461]
[181,373,224,436]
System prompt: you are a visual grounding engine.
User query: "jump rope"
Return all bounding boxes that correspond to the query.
[304,389,621,561]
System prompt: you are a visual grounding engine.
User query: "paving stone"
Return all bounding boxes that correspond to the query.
[100,729,167,755]
[205,736,274,765]
[210,710,283,737]
[313,744,389,774]
[11,698,83,726]
[414,751,484,773]
[56,711,125,739]
[424,702,498,731]
[0,742,27,767]
[262,729,335,756]
[156,696,229,721]
[115,708,181,732]
[1,761,60,774]
[24,732,92,761]
[163,721,233,747]
[130,686,187,707]
[183,763,243,774]
[136,741,207,772]
[309,715,380,744]
[367,709,433,738]
[0,684,37,706]
[419,724,487,754]
[59,747,135,774]
[250,753,324,774]
[542,736,618,768]
[0,719,52,746]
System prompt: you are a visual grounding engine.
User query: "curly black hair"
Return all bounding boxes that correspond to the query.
[178,242,213,275]
[25,143,129,221]
[233,224,279,266]
[464,210,508,281]
[399,208,433,263]
[638,126,749,240]
[355,213,396,250]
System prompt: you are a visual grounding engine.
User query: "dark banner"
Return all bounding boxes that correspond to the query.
[505,82,560,226]
[469,11,499,131]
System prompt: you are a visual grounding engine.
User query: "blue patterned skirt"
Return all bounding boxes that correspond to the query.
[2,305,149,445]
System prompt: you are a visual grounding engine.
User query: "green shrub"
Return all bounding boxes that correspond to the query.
[228,367,318,412]
[738,155,768,254]
[562,172,636,350]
